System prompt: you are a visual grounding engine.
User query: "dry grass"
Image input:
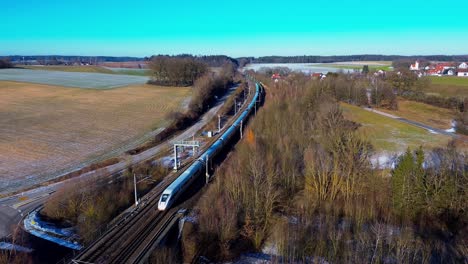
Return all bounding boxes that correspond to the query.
[340,103,452,152]
[423,76,468,98]
[378,99,456,130]
[0,81,190,192]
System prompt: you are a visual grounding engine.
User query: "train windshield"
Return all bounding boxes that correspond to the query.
[161,194,169,203]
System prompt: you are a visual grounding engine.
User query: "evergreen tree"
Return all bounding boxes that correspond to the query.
[362,65,369,74]
[391,148,416,218]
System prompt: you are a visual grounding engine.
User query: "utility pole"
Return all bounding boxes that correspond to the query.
[218,115,221,132]
[134,174,138,206]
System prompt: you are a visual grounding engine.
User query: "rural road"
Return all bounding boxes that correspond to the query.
[364,107,461,138]
[0,85,238,239]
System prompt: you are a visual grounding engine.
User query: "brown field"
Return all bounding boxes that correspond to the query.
[0,81,190,192]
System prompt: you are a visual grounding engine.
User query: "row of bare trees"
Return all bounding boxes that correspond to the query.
[0,58,13,68]
[148,56,208,86]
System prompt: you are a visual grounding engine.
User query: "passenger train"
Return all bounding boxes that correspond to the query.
[158,82,261,211]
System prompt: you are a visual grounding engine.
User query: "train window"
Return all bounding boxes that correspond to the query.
[161,194,169,202]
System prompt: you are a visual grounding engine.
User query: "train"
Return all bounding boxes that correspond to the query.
[157,82,261,211]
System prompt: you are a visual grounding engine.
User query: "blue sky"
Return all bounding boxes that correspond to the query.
[2,0,468,57]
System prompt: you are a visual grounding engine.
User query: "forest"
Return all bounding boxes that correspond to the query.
[177,72,467,263]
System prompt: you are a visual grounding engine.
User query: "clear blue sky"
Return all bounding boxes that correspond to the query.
[2,0,468,57]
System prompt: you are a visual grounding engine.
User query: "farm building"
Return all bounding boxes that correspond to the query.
[459,62,468,69]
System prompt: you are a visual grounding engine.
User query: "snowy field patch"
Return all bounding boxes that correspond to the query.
[0,68,148,89]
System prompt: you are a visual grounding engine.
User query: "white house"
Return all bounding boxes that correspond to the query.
[459,62,468,69]
[458,69,468,77]
[446,69,456,76]
[409,60,420,71]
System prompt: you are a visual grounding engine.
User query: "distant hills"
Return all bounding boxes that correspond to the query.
[238,55,468,64]
[5,54,468,67]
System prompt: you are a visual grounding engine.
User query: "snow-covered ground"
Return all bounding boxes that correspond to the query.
[445,120,457,133]
[0,242,33,253]
[370,152,399,169]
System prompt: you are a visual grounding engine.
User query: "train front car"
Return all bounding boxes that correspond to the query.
[158,189,173,211]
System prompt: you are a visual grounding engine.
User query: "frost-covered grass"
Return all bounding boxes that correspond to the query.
[316,63,393,71]
[341,103,451,152]
[0,81,190,194]
[0,68,149,89]
[23,65,115,74]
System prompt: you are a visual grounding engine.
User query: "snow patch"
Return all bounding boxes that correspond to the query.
[370,153,398,169]
[23,209,82,250]
[0,242,33,253]
[445,120,457,133]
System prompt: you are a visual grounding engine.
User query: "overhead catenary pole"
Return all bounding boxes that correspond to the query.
[240,121,243,138]
[234,98,237,114]
[173,145,178,171]
[134,174,138,206]
[205,154,209,184]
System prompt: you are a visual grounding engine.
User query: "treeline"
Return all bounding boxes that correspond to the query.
[317,72,397,110]
[148,56,208,86]
[182,74,467,263]
[7,55,146,63]
[148,55,239,86]
[238,54,468,64]
[0,58,13,68]
[149,54,238,68]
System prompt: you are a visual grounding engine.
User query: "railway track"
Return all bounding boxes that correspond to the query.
[72,81,259,264]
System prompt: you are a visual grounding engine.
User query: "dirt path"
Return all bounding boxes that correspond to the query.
[364,107,460,138]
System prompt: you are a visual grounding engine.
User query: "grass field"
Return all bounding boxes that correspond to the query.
[24,65,150,76]
[341,103,452,152]
[378,99,456,130]
[423,76,468,97]
[428,76,468,86]
[0,81,191,192]
[0,68,149,88]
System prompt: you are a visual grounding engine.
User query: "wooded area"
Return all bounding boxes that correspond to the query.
[148,56,208,86]
[182,73,467,263]
[0,58,13,68]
